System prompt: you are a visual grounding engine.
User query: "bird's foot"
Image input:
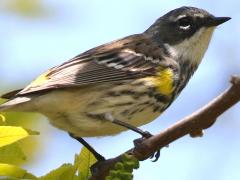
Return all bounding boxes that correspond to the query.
[133,131,161,162]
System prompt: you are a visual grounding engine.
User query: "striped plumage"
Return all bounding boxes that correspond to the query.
[20,34,177,94]
[0,6,230,138]
[1,34,181,136]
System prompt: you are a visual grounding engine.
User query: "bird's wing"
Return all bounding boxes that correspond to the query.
[17,34,175,95]
[1,89,23,99]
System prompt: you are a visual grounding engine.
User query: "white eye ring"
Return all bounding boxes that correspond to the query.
[179,24,191,30]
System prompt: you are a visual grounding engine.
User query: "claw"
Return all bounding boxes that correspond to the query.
[133,131,161,162]
[150,150,160,162]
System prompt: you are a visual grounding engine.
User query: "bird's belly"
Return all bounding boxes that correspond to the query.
[36,82,169,137]
[47,106,161,137]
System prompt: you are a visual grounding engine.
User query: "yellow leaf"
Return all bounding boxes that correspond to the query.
[39,163,77,180]
[0,126,39,147]
[39,148,97,180]
[77,147,97,179]
[0,163,26,178]
[0,163,36,179]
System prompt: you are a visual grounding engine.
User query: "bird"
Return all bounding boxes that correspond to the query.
[0,6,230,161]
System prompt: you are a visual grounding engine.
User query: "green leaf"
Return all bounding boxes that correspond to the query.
[39,163,77,180]
[76,147,97,180]
[0,143,26,164]
[0,163,36,179]
[0,126,39,147]
[39,147,97,180]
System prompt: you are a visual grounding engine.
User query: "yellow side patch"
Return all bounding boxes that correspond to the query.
[153,68,174,95]
[29,71,50,87]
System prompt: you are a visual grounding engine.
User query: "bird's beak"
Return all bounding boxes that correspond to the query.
[206,17,231,27]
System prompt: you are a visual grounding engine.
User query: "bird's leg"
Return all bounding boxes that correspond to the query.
[69,133,105,161]
[106,114,161,161]
[111,119,152,138]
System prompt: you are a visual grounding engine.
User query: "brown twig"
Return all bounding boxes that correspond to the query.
[89,75,240,180]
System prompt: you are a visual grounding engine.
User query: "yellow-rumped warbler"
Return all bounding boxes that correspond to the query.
[0,6,230,160]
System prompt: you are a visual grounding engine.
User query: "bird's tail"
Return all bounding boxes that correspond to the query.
[0,97,31,112]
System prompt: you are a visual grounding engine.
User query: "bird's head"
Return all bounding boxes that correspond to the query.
[145,6,231,64]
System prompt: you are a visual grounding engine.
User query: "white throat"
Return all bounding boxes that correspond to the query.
[169,27,215,64]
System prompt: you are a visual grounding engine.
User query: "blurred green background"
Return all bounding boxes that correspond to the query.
[0,0,239,179]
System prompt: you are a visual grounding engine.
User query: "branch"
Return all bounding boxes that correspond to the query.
[90,75,240,180]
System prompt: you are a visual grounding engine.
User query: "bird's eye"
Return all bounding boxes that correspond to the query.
[178,17,192,30]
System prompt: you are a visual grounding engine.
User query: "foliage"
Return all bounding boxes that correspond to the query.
[0,115,37,179]
[0,126,39,147]
[0,163,37,179]
[0,143,26,164]
[0,111,42,161]
[0,112,98,179]
[77,147,98,179]
[39,147,97,180]
[105,154,140,180]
